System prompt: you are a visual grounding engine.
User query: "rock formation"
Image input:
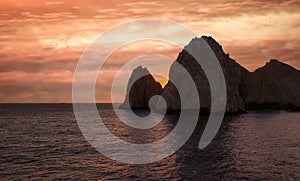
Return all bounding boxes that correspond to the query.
[121,36,300,113]
[160,36,250,113]
[241,59,300,111]
[119,66,163,109]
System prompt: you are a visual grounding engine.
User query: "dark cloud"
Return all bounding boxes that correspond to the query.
[0,59,76,73]
[0,80,72,103]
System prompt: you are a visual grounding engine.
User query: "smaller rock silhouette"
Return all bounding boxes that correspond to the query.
[119,66,163,109]
[242,59,300,111]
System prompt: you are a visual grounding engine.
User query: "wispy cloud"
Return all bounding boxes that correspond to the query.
[44,1,65,5]
[0,0,299,102]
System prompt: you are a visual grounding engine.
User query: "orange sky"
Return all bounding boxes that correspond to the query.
[0,0,299,103]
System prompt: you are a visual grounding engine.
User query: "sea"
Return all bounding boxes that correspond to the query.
[0,104,299,180]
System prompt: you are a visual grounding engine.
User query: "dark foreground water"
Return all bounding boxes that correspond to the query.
[0,104,299,180]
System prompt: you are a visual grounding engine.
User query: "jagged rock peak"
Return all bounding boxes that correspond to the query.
[269,59,281,64]
[255,59,300,75]
[265,59,297,70]
[184,36,227,57]
[265,59,288,68]
[133,66,150,74]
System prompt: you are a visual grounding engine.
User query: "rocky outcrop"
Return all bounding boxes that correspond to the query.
[119,66,163,109]
[121,37,300,113]
[241,59,300,111]
[160,36,250,113]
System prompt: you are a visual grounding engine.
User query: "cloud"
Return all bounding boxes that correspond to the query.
[0,0,299,102]
[45,1,65,5]
[0,70,73,102]
[117,1,161,7]
[223,38,300,71]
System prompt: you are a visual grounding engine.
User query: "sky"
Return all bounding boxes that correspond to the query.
[0,0,299,103]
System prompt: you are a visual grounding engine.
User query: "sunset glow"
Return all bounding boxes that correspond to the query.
[0,0,299,102]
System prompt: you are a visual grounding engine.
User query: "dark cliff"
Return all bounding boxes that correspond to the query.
[242,59,300,111]
[119,66,163,109]
[161,36,250,113]
[121,37,300,113]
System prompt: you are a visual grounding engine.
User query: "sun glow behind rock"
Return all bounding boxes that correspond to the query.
[0,0,299,102]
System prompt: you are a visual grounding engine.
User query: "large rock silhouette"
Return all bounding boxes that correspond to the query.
[121,36,300,113]
[119,66,163,109]
[160,36,249,113]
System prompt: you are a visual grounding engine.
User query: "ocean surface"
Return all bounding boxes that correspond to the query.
[0,104,299,180]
